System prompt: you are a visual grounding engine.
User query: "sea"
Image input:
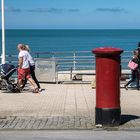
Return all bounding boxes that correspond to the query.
[0,29,140,55]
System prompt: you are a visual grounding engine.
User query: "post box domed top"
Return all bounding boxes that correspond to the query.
[92,47,123,55]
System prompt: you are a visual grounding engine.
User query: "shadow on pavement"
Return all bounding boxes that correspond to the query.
[121,114,140,125]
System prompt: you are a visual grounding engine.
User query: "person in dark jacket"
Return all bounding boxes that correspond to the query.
[125,50,139,90]
[137,42,140,61]
[137,42,140,51]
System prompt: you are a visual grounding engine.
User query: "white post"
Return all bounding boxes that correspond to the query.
[73,52,76,70]
[1,0,5,64]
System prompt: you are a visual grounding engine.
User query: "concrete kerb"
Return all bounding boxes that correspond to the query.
[0,116,140,131]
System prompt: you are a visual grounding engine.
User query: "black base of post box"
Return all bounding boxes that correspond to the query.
[95,107,121,126]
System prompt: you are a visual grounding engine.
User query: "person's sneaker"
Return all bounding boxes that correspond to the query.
[32,88,39,93]
[124,85,128,90]
[39,88,45,92]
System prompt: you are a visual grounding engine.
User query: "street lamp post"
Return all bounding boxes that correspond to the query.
[1,0,5,64]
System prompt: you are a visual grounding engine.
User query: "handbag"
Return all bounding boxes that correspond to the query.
[128,60,138,70]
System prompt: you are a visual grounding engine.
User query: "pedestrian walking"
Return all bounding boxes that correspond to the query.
[22,45,43,92]
[17,44,39,93]
[125,50,140,90]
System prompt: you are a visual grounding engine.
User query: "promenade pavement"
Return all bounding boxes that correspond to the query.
[0,84,140,130]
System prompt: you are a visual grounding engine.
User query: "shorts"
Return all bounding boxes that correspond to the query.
[18,68,31,80]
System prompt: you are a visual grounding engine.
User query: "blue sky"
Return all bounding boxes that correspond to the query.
[0,0,140,29]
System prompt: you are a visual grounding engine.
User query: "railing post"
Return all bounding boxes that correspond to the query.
[73,52,76,70]
[36,53,39,58]
[8,54,12,64]
[70,67,73,81]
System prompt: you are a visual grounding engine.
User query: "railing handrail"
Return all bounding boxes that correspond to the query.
[2,50,133,71]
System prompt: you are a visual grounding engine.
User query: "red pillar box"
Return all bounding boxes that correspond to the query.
[92,47,123,126]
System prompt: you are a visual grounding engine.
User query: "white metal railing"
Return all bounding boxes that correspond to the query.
[0,50,133,82]
[2,50,133,71]
[34,51,95,71]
